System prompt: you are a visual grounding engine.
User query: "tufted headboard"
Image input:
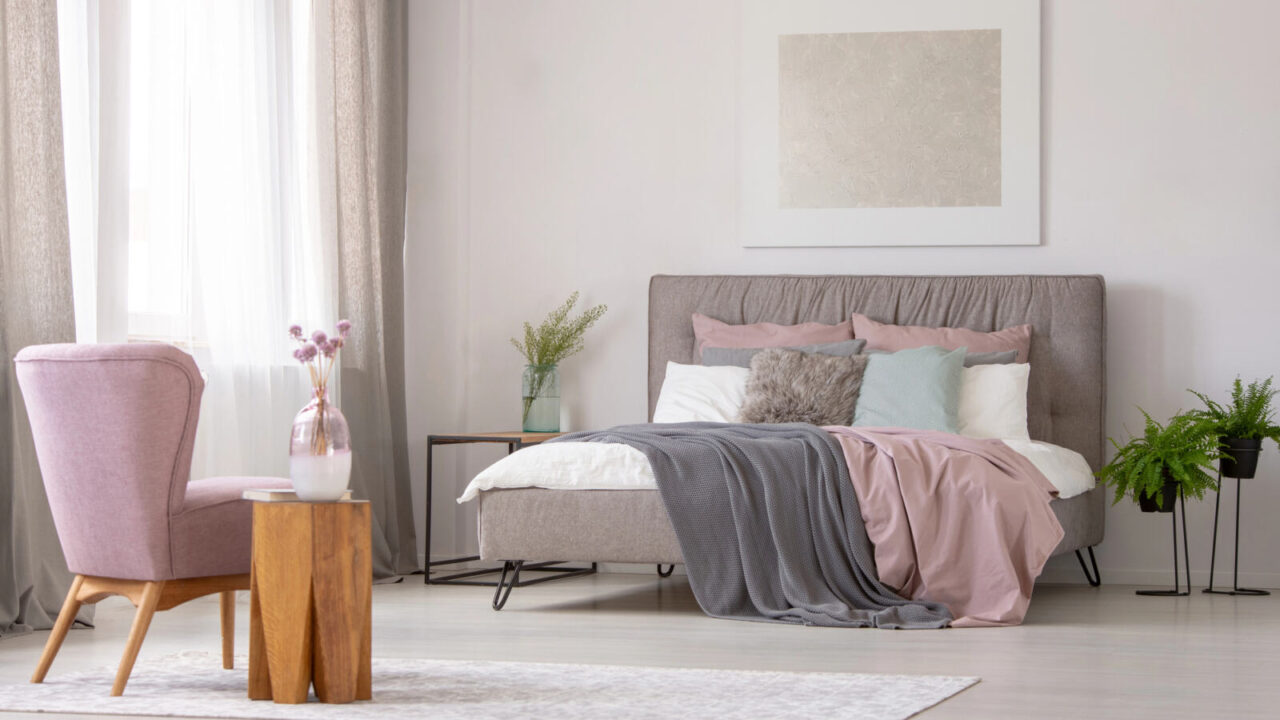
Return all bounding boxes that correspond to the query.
[647,275,1107,470]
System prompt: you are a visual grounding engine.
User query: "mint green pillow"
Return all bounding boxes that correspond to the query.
[852,346,966,432]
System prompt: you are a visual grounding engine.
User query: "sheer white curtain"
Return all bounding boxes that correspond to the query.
[58,0,337,480]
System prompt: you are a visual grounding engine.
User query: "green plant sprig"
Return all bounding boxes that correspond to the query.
[511,292,607,423]
[1096,409,1222,510]
[510,291,607,367]
[1187,376,1280,445]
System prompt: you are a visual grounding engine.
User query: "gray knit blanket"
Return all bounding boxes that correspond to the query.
[553,423,952,629]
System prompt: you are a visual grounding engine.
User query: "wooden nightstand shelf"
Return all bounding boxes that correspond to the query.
[424,432,596,587]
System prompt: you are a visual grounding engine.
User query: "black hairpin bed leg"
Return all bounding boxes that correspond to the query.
[1075,546,1101,587]
[492,560,523,610]
[656,564,675,578]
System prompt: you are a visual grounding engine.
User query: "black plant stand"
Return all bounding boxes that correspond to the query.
[1137,488,1191,597]
[1203,470,1270,596]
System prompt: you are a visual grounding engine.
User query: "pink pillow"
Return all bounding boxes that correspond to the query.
[851,312,1032,363]
[692,313,853,362]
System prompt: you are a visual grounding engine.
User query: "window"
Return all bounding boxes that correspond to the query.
[59,0,335,477]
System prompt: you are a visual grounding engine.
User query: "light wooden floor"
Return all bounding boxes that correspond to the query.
[1,572,1277,718]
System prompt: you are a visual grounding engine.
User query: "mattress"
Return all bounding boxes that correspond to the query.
[459,437,1097,501]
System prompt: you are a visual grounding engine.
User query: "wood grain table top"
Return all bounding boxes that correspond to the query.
[428,431,565,446]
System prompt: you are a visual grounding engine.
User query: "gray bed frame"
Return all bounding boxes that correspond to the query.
[477,275,1107,606]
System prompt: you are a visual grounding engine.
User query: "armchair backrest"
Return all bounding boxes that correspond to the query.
[14,343,204,580]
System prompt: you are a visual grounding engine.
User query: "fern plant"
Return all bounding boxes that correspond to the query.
[1187,376,1280,444]
[1096,410,1222,510]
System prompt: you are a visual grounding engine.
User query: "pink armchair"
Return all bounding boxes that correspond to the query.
[14,343,291,696]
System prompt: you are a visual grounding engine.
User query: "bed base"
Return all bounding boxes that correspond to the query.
[479,486,1107,610]
[489,548,1104,611]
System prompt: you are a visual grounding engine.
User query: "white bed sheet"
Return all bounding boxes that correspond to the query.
[458,434,1095,503]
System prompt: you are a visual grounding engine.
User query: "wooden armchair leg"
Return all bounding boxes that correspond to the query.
[111,581,163,697]
[220,591,235,669]
[31,575,86,684]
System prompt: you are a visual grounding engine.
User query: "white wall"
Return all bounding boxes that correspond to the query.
[406,0,1280,586]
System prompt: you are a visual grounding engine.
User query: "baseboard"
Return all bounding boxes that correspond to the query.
[1038,562,1280,589]
[422,553,1279,589]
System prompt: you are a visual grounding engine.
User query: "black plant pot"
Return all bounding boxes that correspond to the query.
[1138,481,1178,513]
[1219,437,1262,479]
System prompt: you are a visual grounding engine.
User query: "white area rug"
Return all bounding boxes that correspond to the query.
[0,651,977,720]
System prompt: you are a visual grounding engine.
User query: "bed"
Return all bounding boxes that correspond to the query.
[474,274,1106,608]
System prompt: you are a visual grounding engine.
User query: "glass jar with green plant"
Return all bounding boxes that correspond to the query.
[1187,377,1280,479]
[510,292,607,432]
[1096,410,1222,513]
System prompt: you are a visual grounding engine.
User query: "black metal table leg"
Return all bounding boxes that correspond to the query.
[423,439,434,583]
[425,436,596,587]
[1204,474,1270,596]
[427,435,506,583]
[1137,489,1191,596]
[425,435,510,584]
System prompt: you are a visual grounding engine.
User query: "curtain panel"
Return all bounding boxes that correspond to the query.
[0,0,90,637]
[331,0,417,578]
[55,0,417,579]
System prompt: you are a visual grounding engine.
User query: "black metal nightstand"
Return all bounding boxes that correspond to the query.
[424,432,596,586]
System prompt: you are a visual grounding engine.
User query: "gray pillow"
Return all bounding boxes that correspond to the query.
[959,349,1018,367]
[864,347,1016,367]
[739,348,868,426]
[852,346,966,432]
[702,339,867,368]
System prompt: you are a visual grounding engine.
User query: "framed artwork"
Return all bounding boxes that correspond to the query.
[739,0,1041,247]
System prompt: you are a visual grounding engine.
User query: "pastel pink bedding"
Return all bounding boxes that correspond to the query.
[825,426,1064,627]
[691,313,853,361]
[850,313,1032,363]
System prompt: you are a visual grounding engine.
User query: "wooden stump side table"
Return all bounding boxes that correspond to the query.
[247,499,372,704]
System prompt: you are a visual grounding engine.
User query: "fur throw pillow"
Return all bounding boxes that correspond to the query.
[738,348,868,425]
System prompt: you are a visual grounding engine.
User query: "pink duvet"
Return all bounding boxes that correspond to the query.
[824,427,1064,627]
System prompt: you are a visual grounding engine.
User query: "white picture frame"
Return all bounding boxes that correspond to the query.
[739,0,1041,247]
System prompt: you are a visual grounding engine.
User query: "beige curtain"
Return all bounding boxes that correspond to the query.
[0,0,89,637]
[330,0,417,578]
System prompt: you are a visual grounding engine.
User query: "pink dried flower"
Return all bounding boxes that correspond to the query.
[288,324,303,339]
[330,337,344,350]
[319,339,338,357]
[336,319,352,338]
[298,342,319,362]
[311,330,328,346]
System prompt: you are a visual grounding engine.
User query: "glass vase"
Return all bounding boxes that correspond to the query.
[522,364,560,432]
[289,390,352,501]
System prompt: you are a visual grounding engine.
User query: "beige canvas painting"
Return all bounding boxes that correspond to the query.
[778,29,1002,208]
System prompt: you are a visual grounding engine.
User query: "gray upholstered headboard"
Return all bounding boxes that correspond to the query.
[647,275,1107,470]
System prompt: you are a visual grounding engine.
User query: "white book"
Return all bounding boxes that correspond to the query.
[241,488,352,502]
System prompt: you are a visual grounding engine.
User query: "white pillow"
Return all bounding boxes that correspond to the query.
[1000,438,1095,499]
[652,361,748,423]
[458,442,656,502]
[957,363,1031,439]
